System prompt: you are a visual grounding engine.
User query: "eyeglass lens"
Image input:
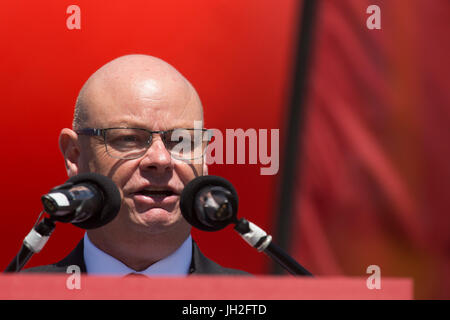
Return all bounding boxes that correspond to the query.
[104,128,209,160]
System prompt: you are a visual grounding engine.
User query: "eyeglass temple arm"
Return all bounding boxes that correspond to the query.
[75,128,103,136]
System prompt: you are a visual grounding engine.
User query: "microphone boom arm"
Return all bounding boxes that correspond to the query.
[234,218,313,276]
[4,215,56,273]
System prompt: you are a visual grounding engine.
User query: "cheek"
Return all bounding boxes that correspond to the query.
[97,160,140,205]
[107,161,140,190]
[78,142,109,172]
[85,151,139,190]
[174,161,204,185]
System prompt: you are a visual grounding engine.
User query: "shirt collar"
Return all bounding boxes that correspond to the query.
[83,233,192,276]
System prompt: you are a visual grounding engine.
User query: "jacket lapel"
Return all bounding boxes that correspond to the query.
[55,239,87,273]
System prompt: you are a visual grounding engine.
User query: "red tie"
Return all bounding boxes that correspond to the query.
[125,272,147,277]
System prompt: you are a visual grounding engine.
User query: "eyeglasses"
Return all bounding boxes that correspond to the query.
[76,127,213,161]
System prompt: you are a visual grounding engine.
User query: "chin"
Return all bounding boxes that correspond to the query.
[131,208,186,232]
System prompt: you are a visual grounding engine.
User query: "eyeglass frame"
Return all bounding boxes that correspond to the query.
[75,127,214,161]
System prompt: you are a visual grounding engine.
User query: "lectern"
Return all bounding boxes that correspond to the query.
[0,274,412,299]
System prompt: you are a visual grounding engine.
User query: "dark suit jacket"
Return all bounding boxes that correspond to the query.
[22,239,249,275]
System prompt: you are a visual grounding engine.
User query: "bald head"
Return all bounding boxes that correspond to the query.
[59,56,210,268]
[73,54,203,130]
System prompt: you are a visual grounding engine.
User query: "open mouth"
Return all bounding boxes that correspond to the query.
[134,190,176,197]
[131,188,179,204]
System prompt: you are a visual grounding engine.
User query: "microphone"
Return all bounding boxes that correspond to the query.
[180,175,239,232]
[4,173,121,272]
[180,175,313,276]
[41,172,122,229]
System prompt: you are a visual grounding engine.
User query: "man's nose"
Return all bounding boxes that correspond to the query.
[139,136,173,173]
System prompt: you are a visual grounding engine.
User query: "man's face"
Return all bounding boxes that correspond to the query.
[74,76,205,236]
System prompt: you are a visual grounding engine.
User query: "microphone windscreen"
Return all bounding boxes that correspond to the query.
[180,175,238,231]
[66,173,121,229]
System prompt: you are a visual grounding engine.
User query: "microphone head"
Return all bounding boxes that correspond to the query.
[66,173,121,229]
[180,175,238,231]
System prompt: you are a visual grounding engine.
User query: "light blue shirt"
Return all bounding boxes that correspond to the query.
[83,233,192,276]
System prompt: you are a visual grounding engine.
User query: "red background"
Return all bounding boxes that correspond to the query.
[0,0,297,275]
[1,1,449,299]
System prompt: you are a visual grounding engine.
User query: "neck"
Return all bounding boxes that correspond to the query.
[86,225,191,271]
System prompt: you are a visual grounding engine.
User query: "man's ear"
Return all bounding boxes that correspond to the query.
[59,128,80,177]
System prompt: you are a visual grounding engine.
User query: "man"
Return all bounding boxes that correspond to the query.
[25,54,248,276]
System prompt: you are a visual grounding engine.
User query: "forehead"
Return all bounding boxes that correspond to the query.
[83,76,203,130]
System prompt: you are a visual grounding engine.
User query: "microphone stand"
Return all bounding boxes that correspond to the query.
[4,214,56,273]
[234,218,313,276]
